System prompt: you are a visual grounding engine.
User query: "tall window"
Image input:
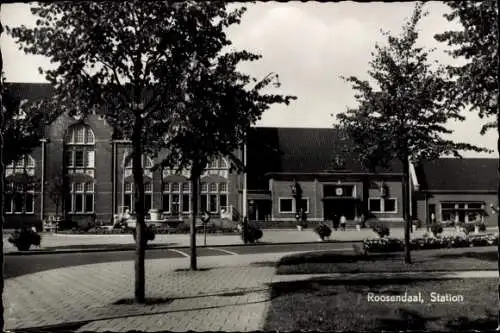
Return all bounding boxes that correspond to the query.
[368,197,397,213]
[200,182,228,213]
[201,156,230,178]
[64,124,95,177]
[5,155,36,214]
[66,182,94,213]
[124,154,153,178]
[124,181,153,213]
[163,182,190,214]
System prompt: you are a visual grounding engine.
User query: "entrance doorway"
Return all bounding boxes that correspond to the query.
[323,199,356,220]
[249,200,272,221]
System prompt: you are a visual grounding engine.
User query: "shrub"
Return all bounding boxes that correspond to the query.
[463,223,475,235]
[8,228,42,251]
[430,224,443,237]
[371,223,390,238]
[477,223,486,232]
[363,238,404,253]
[57,219,78,231]
[241,225,263,243]
[314,224,332,240]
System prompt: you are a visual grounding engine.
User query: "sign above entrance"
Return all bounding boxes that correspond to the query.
[324,184,353,197]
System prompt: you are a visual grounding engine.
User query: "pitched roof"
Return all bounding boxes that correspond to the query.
[415,158,497,192]
[246,127,402,189]
[5,82,55,100]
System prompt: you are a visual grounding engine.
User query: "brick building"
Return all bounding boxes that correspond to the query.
[3,83,498,229]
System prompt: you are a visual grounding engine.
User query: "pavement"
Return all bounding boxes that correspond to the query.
[5,249,499,332]
[4,227,482,254]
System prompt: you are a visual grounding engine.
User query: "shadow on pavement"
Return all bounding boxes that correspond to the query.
[434,250,497,262]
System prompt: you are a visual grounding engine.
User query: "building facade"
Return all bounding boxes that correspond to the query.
[4,83,498,229]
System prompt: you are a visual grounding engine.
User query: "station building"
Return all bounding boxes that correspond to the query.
[4,83,497,229]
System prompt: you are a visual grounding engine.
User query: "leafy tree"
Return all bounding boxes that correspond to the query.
[336,2,488,264]
[7,1,295,300]
[160,70,295,268]
[434,0,499,326]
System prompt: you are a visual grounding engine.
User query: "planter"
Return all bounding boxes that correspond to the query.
[297,225,303,231]
[356,224,361,231]
[456,226,461,232]
[474,225,480,234]
[412,225,417,232]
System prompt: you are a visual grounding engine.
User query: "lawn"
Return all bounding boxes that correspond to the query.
[263,278,497,331]
[276,246,498,275]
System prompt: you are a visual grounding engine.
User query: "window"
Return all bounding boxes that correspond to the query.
[209,183,217,192]
[219,183,227,192]
[368,198,397,213]
[67,182,94,213]
[369,198,382,213]
[124,154,154,178]
[4,191,35,214]
[201,183,208,193]
[202,156,229,178]
[123,181,153,213]
[5,155,36,177]
[441,201,486,223]
[279,198,294,213]
[64,124,95,176]
[198,182,228,213]
[163,181,191,214]
[209,195,218,212]
[383,198,397,213]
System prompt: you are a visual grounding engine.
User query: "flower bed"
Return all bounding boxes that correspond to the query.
[363,234,499,253]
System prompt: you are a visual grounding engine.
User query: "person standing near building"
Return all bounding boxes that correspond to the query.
[340,214,347,231]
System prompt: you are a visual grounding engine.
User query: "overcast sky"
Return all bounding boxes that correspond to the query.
[1,1,496,157]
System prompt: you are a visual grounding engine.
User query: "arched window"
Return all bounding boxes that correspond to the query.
[202,156,229,178]
[64,124,95,214]
[64,124,95,177]
[4,155,36,214]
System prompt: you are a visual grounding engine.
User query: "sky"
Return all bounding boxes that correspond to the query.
[1,1,497,157]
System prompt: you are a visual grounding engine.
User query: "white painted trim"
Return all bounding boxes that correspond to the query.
[208,248,238,255]
[270,217,323,222]
[169,249,190,257]
[409,161,420,191]
[368,197,398,214]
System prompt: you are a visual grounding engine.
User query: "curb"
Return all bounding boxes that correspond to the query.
[4,239,364,256]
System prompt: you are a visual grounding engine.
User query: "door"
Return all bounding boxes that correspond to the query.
[324,199,356,220]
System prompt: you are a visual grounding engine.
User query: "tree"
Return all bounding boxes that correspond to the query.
[160,69,295,269]
[434,0,499,326]
[7,1,294,301]
[336,2,488,264]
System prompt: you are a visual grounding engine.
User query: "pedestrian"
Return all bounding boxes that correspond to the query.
[332,212,339,231]
[340,214,347,231]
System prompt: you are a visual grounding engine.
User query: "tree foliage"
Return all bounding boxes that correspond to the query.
[7,1,295,297]
[434,0,498,134]
[337,2,488,169]
[336,2,489,264]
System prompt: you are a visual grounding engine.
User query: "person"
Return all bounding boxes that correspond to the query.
[332,212,339,231]
[340,214,347,231]
[359,213,366,228]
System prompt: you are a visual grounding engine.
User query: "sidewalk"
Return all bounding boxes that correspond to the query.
[5,250,499,332]
[4,227,480,254]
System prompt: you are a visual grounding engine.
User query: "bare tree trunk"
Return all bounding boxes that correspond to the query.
[190,166,200,270]
[132,117,146,303]
[402,156,412,264]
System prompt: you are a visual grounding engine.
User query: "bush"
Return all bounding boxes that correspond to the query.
[371,223,390,238]
[363,238,404,253]
[430,224,443,237]
[314,224,332,240]
[241,225,263,243]
[477,223,487,232]
[57,219,78,231]
[462,224,475,235]
[8,228,42,251]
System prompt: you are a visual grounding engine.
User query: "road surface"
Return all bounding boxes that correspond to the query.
[5,241,359,279]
